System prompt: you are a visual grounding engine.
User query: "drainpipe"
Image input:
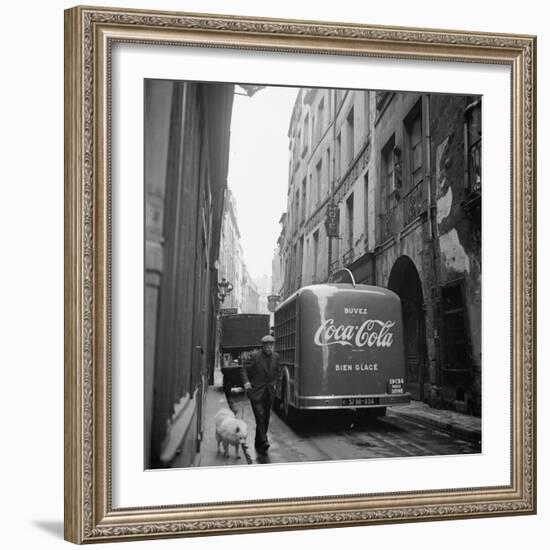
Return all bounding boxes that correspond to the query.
[424,95,435,241]
[369,92,377,286]
[327,89,337,278]
[372,247,376,286]
[423,94,442,391]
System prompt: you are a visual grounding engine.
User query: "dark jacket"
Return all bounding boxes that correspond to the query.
[240,349,281,401]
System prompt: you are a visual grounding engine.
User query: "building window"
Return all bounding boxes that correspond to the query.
[402,104,424,226]
[292,243,298,289]
[286,197,292,235]
[346,107,355,169]
[317,97,325,142]
[336,132,342,181]
[325,148,330,197]
[332,211,340,270]
[382,136,396,213]
[312,230,319,282]
[294,189,299,232]
[405,107,423,189]
[346,193,354,253]
[301,178,306,223]
[465,99,482,194]
[308,173,313,217]
[297,236,304,287]
[315,159,322,206]
[441,281,471,372]
[364,91,370,134]
[364,172,369,248]
[379,137,397,243]
[302,113,309,157]
[305,237,310,281]
[288,157,293,184]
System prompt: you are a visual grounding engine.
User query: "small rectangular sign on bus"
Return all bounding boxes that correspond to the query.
[387,378,405,394]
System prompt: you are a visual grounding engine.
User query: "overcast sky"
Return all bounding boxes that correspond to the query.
[226,85,299,281]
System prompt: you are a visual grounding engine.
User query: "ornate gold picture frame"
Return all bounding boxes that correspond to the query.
[64,5,536,544]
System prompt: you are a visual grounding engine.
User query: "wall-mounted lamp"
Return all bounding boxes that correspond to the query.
[217,278,234,303]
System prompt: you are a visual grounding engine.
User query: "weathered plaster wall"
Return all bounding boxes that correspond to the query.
[431,94,482,414]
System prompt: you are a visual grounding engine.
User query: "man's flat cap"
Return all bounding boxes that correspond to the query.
[260,334,275,343]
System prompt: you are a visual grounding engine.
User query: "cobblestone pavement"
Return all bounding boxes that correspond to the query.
[190,385,481,468]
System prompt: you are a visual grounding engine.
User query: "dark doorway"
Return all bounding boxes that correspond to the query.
[387,256,426,401]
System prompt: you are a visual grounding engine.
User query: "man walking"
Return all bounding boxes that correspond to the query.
[241,334,281,454]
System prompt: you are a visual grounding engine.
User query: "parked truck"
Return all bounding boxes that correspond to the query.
[219,313,270,410]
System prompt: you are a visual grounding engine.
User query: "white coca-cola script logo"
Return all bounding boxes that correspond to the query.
[314,319,395,348]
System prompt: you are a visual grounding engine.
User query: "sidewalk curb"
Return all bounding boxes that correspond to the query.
[390,408,481,445]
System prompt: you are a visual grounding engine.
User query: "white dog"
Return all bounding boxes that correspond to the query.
[214,408,248,458]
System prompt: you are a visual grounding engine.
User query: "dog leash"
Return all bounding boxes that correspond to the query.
[239,393,253,465]
[240,393,246,419]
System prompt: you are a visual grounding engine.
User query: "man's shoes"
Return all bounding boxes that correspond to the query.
[255,442,270,454]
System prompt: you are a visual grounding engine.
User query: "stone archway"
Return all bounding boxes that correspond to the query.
[387,256,427,401]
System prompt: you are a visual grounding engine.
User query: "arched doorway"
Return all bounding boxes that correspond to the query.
[387,256,426,401]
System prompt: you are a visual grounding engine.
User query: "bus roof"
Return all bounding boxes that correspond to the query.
[275,283,399,311]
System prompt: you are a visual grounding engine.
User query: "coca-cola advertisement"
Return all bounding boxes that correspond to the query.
[314,318,396,348]
[300,285,405,398]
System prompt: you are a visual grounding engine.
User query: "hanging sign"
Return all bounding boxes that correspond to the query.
[325,203,339,237]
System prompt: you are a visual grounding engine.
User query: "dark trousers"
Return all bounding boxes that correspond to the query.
[250,389,272,448]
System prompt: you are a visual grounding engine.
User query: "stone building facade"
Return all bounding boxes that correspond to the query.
[145,79,234,469]
[278,88,374,297]
[253,274,272,315]
[271,241,284,298]
[242,266,260,314]
[218,188,261,314]
[219,188,245,311]
[276,87,481,415]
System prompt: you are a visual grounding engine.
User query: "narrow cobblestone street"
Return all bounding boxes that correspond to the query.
[176,383,480,469]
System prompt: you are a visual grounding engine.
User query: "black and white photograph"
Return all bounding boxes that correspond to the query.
[1,0,544,546]
[145,81,482,469]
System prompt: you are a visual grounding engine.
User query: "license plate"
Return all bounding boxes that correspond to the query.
[341,397,378,406]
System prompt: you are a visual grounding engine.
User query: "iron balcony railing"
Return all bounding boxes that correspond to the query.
[378,206,397,243]
[402,180,428,227]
